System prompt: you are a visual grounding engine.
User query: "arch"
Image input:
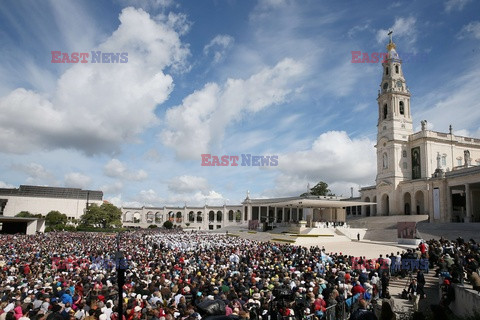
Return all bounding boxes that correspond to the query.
[399,101,405,115]
[188,211,195,222]
[383,104,388,119]
[228,210,234,221]
[415,191,425,215]
[386,67,389,75]
[208,210,215,222]
[364,197,371,217]
[395,65,399,73]
[381,194,390,216]
[404,192,412,215]
[168,211,175,222]
[155,212,162,223]
[146,211,154,223]
[176,211,182,223]
[216,210,222,222]
[133,212,141,223]
[235,210,241,222]
[197,211,203,222]
[124,211,133,222]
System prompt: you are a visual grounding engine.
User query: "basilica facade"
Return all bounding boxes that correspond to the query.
[359,38,480,223]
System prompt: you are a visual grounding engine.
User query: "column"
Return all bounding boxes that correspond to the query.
[446,187,452,223]
[465,184,472,223]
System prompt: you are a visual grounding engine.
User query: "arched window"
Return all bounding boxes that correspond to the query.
[383,104,388,119]
[399,101,405,115]
[386,67,389,75]
[395,65,399,73]
[383,153,388,169]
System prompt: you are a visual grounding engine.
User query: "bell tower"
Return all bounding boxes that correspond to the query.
[376,31,413,187]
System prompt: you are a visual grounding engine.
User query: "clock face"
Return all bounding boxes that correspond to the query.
[383,82,388,90]
[396,81,402,88]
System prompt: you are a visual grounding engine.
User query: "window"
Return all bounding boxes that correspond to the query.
[386,67,389,75]
[383,153,388,169]
[399,101,405,115]
[403,150,407,158]
[395,65,399,73]
[383,104,388,119]
[442,154,447,166]
[457,158,462,166]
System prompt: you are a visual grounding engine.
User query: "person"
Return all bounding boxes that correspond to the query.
[357,233,360,241]
[407,279,420,312]
[380,273,390,299]
[349,299,377,320]
[379,301,396,320]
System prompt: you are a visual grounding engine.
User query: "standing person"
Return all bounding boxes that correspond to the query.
[357,233,360,241]
[416,270,426,299]
[380,273,390,299]
[349,299,377,320]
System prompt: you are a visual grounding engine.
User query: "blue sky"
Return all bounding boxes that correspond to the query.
[1,0,480,207]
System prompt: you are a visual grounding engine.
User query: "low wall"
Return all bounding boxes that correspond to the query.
[439,278,480,318]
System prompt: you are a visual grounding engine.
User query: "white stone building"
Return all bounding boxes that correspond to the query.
[359,36,480,222]
[0,185,103,221]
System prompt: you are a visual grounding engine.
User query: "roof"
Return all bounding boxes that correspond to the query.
[0,185,103,201]
[244,196,375,208]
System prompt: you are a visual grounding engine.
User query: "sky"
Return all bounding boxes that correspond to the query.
[1,0,480,208]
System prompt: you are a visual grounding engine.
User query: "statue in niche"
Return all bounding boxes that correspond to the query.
[464,150,471,166]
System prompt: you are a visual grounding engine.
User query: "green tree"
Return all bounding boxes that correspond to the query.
[163,220,173,229]
[15,211,43,218]
[45,210,68,226]
[301,181,334,197]
[80,203,122,229]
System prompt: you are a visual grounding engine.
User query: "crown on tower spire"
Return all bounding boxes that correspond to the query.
[386,30,396,51]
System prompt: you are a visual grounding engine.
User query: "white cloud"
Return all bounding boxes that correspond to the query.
[457,21,480,39]
[0,181,15,188]
[265,131,376,197]
[104,159,148,181]
[376,17,418,53]
[100,181,124,194]
[11,162,56,185]
[0,7,189,155]
[203,35,235,63]
[161,58,305,159]
[444,0,472,12]
[64,172,92,189]
[168,175,209,194]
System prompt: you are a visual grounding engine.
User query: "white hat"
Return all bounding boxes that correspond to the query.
[134,306,142,312]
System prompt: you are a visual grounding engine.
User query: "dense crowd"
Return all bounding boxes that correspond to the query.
[0,230,478,320]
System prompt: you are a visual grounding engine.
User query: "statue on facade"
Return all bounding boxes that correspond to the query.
[464,150,471,166]
[421,120,427,131]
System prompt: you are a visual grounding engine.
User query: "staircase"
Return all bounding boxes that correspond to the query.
[387,271,439,316]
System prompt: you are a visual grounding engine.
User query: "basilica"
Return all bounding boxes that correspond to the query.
[359,36,480,223]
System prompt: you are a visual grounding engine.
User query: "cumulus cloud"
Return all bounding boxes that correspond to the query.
[64,172,92,189]
[457,21,480,39]
[265,131,376,197]
[161,58,305,159]
[0,181,15,188]
[203,35,234,63]
[0,7,189,155]
[168,175,209,194]
[104,159,148,181]
[376,17,418,53]
[11,162,57,185]
[444,0,472,12]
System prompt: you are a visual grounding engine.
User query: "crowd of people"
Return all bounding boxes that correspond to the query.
[0,230,478,320]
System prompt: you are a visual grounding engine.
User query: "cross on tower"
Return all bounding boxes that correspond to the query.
[388,30,393,43]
